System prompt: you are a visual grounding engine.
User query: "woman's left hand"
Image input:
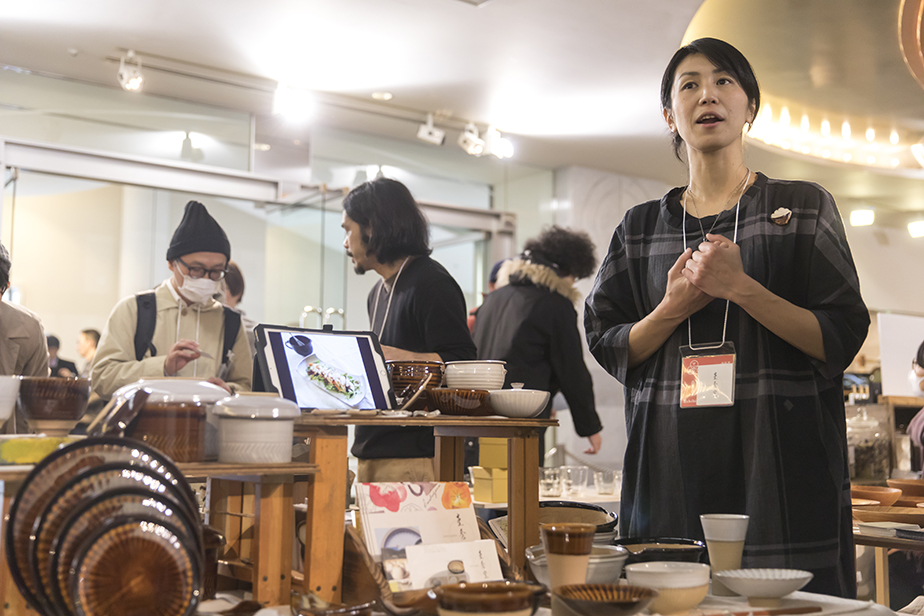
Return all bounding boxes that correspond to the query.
[682,233,749,300]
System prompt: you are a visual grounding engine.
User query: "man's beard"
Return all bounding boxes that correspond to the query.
[347,251,366,275]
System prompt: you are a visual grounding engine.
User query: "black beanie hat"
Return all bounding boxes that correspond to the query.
[166,201,231,261]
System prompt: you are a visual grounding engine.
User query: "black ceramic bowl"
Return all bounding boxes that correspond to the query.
[612,537,706,566]
[539,501,618,534]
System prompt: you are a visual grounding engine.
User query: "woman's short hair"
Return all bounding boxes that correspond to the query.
[916,341,924,369]
[660,37,761,162]
[342,178,431,264]
[224,261,245,300]
[523,226,597,280]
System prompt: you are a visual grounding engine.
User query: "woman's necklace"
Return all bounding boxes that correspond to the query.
[683,169,750,242]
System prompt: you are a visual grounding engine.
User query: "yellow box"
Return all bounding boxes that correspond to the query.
[472,465,508,503]
[479,437,508,469]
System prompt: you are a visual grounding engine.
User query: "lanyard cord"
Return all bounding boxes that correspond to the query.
[682,171,749,351]
[371,256,410,338]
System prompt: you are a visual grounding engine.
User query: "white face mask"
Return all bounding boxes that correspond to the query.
[177,269,220,305]
[910,369,924,396]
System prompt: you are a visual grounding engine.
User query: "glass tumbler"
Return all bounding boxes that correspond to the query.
[561,466,588,496]
[593,469,621,495]
[540,467,562,497]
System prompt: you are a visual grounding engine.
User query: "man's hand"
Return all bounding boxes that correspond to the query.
[206,377,232,393]
[584,432,602,454]
[381,345,443,363]
[164,339,202,376]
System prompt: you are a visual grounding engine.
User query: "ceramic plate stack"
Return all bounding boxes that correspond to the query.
[5,436,202,616]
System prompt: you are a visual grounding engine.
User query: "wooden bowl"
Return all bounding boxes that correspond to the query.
[852,505,924,526]
[851,498,881,507]
[895,495,924,508]
[888,478,924,497]
[426,389,491,416]
[851,485,901,507]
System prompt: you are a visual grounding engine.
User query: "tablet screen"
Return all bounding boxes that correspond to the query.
[255,325,394,411]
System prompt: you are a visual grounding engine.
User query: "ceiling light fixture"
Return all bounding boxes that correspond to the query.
[850,208,875,227]
[912,141,924,168]
[372,92,393,101]
[416,113,446,146]
[909,220,924,238]
[118,50,144,92]
[458,123,485,156]
[273,83,315,122]
[482,125,514,159]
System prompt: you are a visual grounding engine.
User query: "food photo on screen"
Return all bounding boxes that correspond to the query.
[282,332,374,409]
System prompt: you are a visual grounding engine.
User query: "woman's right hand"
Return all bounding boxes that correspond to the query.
[661,248,714,320]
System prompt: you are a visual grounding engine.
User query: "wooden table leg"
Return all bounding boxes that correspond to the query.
[0,481,35,614]
[874,546,890,607]
[506,432,539,571]
[252,479,294,607]
[304,426,348,602]
[435,435,464,481]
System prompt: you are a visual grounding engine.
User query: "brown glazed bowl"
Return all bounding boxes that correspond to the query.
[427,388,492,416]
[126,402,207,463]
[553,584,657,616]
[19,377,91,436]
[387,361,445,394]
[434,581,540,615]
[613,537,706,566]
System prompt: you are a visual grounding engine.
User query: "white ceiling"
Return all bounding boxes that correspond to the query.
[2,0,924,209]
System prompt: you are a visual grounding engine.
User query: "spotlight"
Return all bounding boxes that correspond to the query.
[482,125,514,159]
[416,113,446,146]
[273,83,315,122]
[458,123,485,156]
[912,141,924,168]
[118,50,143,92]
[850,208,875,227]
[909,220,924,238]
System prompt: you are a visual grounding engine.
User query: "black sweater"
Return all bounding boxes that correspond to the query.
[352,256,476,459]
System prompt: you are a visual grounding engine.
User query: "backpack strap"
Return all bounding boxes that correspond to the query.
[221,306,241,367]
[134,291,158,361]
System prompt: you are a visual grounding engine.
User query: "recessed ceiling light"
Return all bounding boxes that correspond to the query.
[255,143,271,152]
[372,92,393,101]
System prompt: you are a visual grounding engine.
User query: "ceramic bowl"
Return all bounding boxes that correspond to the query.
[539,501,618,533]
[489,384,549,418]
[851,485,901,507]
[613,537,706,566]
[444,361,507,391]
[433,581,540,616]
[888,478,924,497]
[713,569,813,607]
[552,584,657,616]
[526,544,629,586]
[624,562,710,615]
[387,361,445,395]
[19,377,91,436]
[212,394,300,463]
[427,388,492,416]
[0,376,21,423]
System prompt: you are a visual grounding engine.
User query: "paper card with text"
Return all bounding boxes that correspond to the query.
[355,482,478,561]
[680,352,735,408]
[405,539,503,590]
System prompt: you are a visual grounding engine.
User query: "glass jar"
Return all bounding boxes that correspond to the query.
[846,408,890,481]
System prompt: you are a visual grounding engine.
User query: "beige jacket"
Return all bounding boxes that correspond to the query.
[91,281,252,399]
[0,301,49,377]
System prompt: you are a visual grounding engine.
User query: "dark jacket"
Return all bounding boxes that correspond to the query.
[473,259,602,437]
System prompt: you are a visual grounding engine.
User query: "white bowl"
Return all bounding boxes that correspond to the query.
[213,394,300,463]
[624,561,711,589]
[489,387,549,418]
[445,360,506,390]
[0,376,21,423]
[526,544,629,586]
[713,569,813,605]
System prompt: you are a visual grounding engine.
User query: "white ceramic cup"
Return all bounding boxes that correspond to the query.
[0,376,20,425]
[700,513,749,596]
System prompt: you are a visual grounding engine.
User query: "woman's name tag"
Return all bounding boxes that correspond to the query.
[680,342,736,408]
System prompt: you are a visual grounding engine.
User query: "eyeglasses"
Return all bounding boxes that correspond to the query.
[176,257,227,281]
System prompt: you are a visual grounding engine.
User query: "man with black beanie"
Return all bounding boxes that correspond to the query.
[92,201,252,398]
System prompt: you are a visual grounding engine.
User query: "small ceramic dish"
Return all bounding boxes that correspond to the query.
[713,568,813,607]
[552,584,657,616]
[433,581,540,616]
[851,485,901,507]
[427,388,492,416]
[489,384,549,418]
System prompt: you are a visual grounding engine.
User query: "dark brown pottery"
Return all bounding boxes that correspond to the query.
[126,401,207,462]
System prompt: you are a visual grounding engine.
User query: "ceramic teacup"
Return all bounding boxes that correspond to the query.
[700,513,749,596]
[540,522,596,591]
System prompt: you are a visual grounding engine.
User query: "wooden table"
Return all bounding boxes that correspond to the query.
[294,414,556,603]
[854,529,924,606]
[0,461,318,613]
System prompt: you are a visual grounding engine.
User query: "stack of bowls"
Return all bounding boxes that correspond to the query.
[5,436,202,616]
[526,544,629,585]
[19,377,92,436]
[386,360,444,410]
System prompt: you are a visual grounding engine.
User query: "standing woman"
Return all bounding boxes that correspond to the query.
[585,38,869,597]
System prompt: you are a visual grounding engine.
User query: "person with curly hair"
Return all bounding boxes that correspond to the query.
[473,226,603,454]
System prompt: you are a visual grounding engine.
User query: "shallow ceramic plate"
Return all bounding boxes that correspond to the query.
[713,569,813,606]
[50,488,201,616]
[5,436,194,612]
[70,515,200,616]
